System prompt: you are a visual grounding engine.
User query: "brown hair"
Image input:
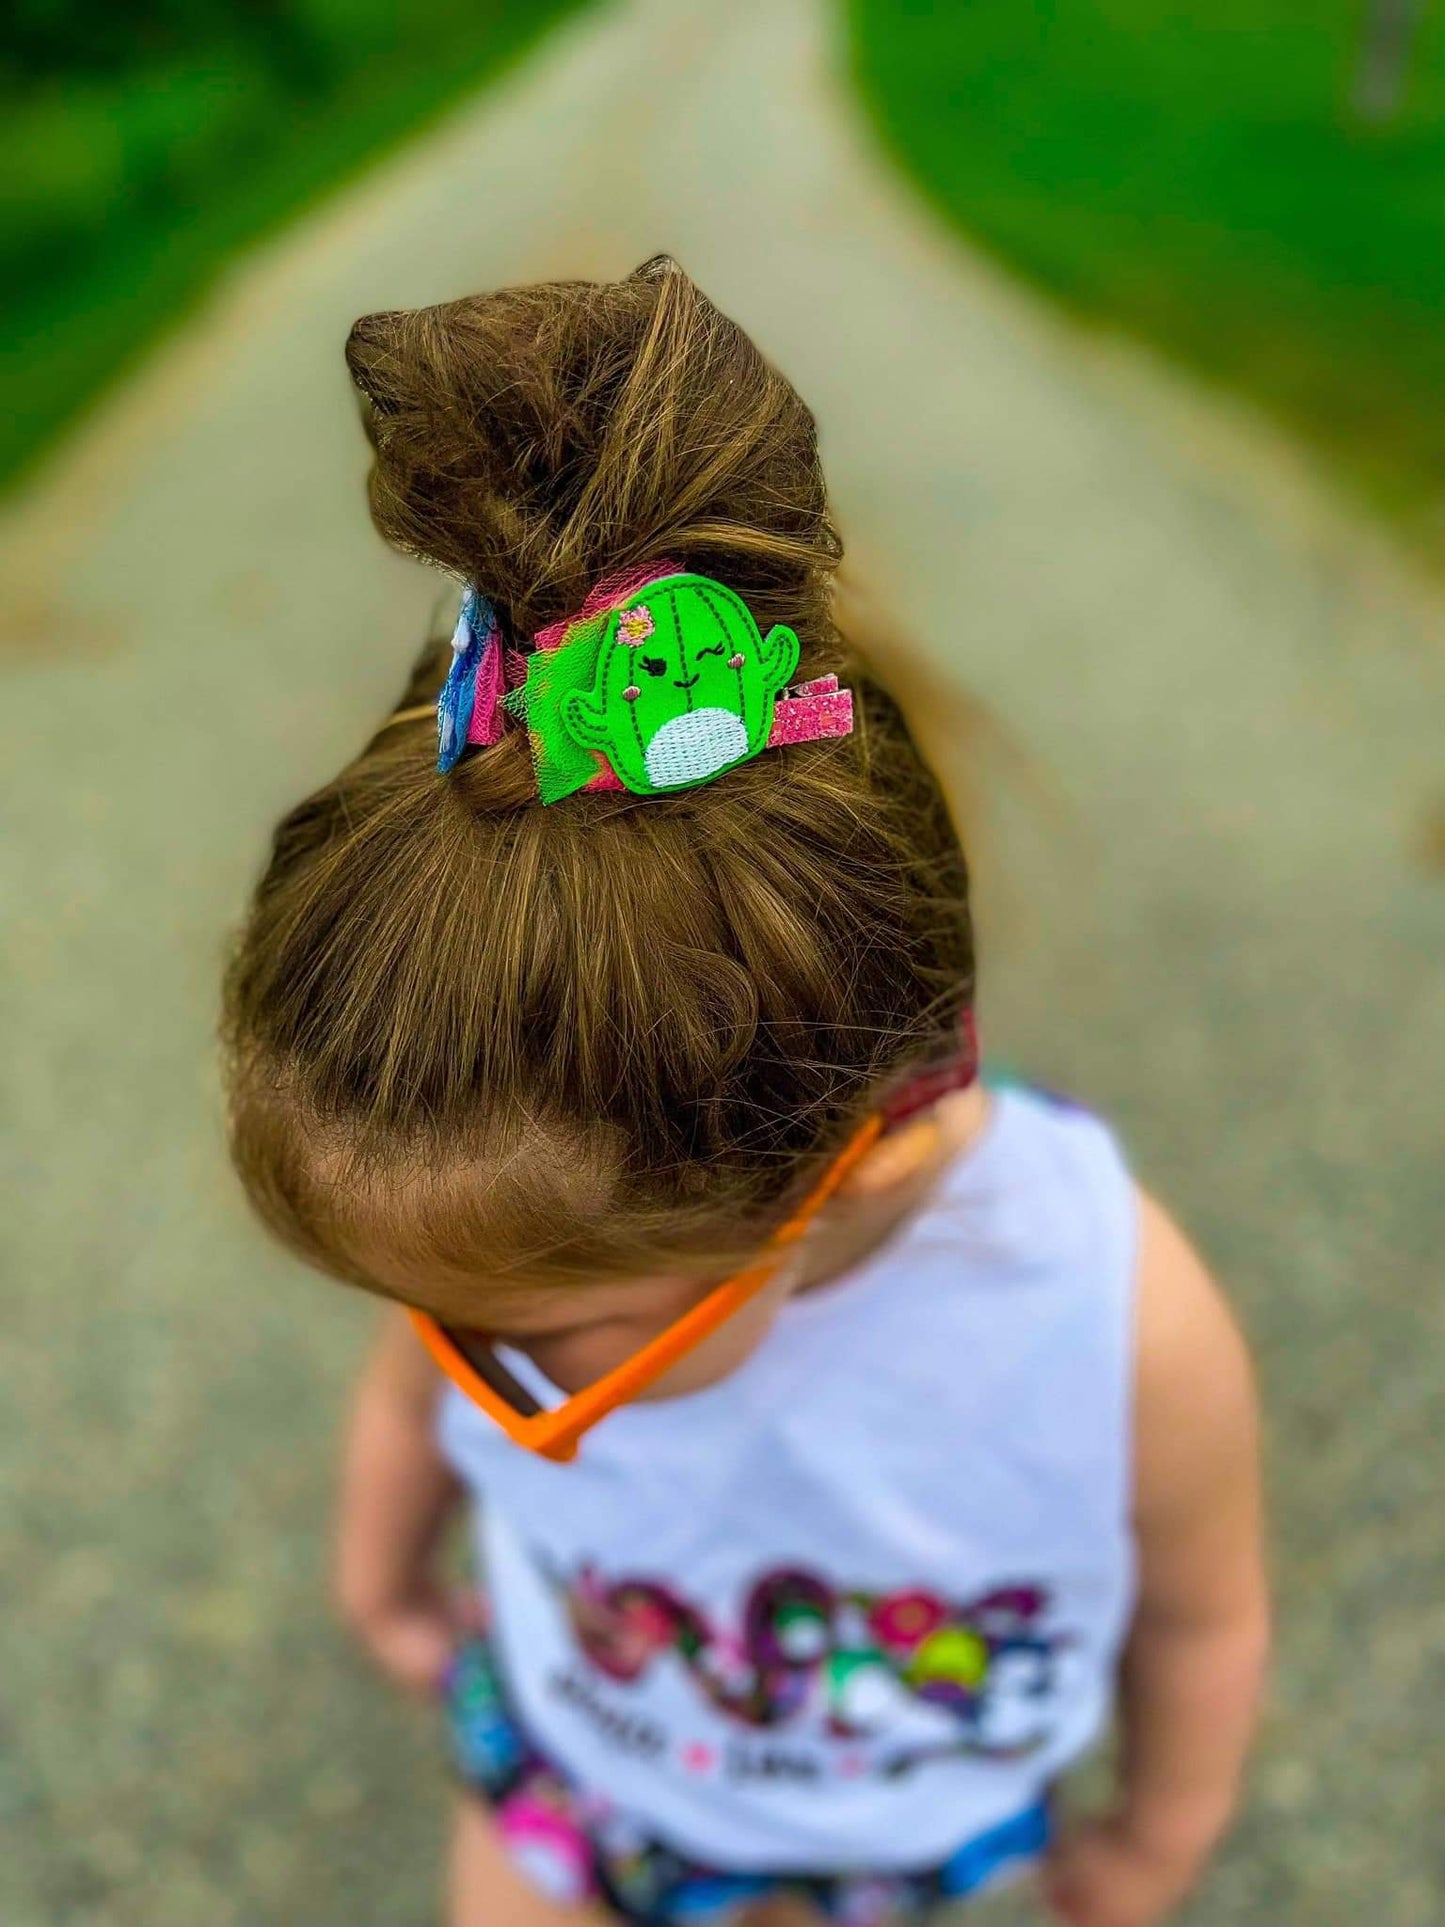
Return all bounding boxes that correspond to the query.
[222,259,973,1301]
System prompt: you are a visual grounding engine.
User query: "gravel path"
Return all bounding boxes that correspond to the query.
[3,3,1442,1922]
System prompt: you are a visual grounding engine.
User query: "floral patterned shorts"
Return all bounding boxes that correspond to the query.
[447,1633,1051,1927]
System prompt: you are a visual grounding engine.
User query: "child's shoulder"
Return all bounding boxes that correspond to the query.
[967,1087,1258,1511]
[979,1074,1132,1173]
[1131,1190,1258,1527]
[951,1077,1138,1274]
[977,1083,1250,1391]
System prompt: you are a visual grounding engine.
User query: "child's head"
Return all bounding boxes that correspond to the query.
[223,259,973,1318]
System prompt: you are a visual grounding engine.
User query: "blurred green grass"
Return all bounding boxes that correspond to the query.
[848,0,1445,534]
[0,0,588,493]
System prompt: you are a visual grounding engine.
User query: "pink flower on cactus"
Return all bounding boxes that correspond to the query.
[617,605,655,645]
[868,1589,948,1654]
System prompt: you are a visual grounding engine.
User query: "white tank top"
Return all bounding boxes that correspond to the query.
[438,1085,1138,1872]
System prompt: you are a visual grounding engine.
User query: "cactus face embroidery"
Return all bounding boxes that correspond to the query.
[558,575,800,796]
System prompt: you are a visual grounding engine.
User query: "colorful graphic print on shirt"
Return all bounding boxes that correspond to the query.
[546,1560,1069,1778]
[448,1633,1053,1925]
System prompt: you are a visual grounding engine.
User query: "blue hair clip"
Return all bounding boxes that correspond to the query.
[437,587,498,773]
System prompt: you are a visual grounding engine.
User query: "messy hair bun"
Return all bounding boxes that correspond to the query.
[224,262,973,1298]
[344,255,838,645]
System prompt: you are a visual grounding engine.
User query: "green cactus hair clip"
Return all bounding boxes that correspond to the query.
[507,572,810,804]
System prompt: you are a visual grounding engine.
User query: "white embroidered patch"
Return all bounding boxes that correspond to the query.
[644,708,749,788]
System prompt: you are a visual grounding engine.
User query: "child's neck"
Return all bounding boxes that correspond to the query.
[794,1084,992,1298]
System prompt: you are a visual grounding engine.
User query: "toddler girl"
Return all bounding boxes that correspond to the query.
[224,259,1267,1927]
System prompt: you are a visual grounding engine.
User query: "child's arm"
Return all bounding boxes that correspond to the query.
[335,1306,465,1697]
[1044,1192,1270,1927]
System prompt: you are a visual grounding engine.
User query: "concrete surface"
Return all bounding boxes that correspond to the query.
[2,1,1442,1921]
